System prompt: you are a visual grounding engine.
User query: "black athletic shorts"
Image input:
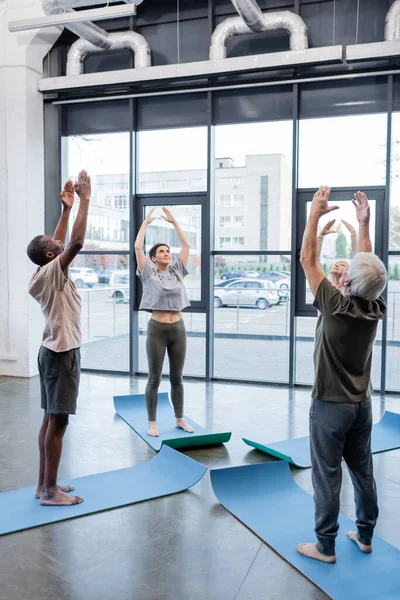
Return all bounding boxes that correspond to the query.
[38,346,81,415]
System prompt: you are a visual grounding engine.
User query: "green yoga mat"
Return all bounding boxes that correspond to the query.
[114,392,232,451]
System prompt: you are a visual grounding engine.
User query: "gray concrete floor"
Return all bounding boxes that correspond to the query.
[1,375,400,600]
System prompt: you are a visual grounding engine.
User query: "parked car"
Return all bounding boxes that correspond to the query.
[213,278,279,310]
[69,267,98,288]
[244,271,260,278]
[260,272,290,300]
[97,269,112,284]
[108,270,130,303]
[215,278,242,288]
[220,270,246,280]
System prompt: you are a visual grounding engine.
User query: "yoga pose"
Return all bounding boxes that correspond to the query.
[135,207,194,437]
[298,188,387,563]
[27,170,91,506]
[317,218,357,289]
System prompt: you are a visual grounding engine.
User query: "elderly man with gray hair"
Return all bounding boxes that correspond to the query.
[297,187,387,564]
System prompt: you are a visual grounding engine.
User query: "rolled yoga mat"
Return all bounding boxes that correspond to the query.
[114,392,231,451]
[210,460,400,600]
[243,411,400,468]
[0,445,207,536]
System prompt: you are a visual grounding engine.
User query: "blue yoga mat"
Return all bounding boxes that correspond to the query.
[0,445,206,536]
[211,460,400,600]
[243,411,400,468]
[114,392,231,451]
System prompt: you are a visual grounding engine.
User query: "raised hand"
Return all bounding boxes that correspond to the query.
[74,170,91,200]
[319,219,336,238]
[310,187,339,220]
[352,191,370,225]
[341,219,357,236]
[60,180,75,209]
[145,208,156,224]
[161,207,176,224]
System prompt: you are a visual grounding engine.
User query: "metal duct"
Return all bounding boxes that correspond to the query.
[230,0,265,33]
[385,0,400,42]
[43,0,141,10]
[42,0,112,49]
[67,31,151,75]
[210,11,308,60]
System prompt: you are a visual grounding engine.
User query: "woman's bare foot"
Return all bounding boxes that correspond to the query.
[347,531,372,553]
[35,484,75,499]
[176,418,194,433]
[297,543,336,563]
[40,490,83,506]
[148,421,159,437]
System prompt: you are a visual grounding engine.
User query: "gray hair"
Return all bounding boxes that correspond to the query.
[347,252,387,301]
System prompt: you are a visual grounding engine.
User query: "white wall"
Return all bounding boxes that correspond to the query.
[0,1,61,376]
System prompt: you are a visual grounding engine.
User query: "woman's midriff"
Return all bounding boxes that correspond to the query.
[151,310,182,324]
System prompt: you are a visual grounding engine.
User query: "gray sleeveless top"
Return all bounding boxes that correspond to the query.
[137,257,190,312]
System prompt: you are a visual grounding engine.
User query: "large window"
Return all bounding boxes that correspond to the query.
[299,114,387,188]
[214,122,293,252]
[138,127,208,194]
[213,255,291,382]
[64,133,131,372]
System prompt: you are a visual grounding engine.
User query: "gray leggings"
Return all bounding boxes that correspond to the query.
[145,318,187,421]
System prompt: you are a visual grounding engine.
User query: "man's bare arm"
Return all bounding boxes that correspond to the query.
[59,171,91,272]
[53,180,75,244]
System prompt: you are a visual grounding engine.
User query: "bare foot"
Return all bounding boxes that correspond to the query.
[297,543,336,564]
[347,530,372,553]
[148,421,159,437]
[40,490,83,506]
[176,418,194,433]
[35,484,75,499]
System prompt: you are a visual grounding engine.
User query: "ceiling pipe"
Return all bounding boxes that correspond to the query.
[230,0,266,33]
[385,0,400,41]
[210,11,308,61]
[67,31,151,75]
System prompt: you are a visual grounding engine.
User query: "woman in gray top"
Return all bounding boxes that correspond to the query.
[135,207,194,437]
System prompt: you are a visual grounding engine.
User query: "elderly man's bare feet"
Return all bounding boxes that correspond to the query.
[40,490,83,506]
[148,421,159,437]
[35,484,75,499]
[347,531,372,553]
[176,418,194,433]
[297,543,336,563]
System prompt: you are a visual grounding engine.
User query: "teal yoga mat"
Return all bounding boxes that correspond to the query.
[211,460,400,600]
[243,411,400,468]
[114,392,231,451]
[0,445,207,536]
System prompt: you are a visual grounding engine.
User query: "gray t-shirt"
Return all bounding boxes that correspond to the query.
[312,278,386,403]
[137,257,190,312]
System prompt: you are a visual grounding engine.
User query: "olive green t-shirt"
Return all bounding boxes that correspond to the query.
[312,278,386,403]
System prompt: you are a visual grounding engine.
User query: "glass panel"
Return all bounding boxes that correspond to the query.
[138,312,206,378]
[299,114,387,188]
[74,254,130,372]
[213,254,291,382]
[144,205,202,302]
[138,127,207,194]
[304,199,377,306]
[295,317,381,391]
[386,258,400,390]
[390,113,400,250]
[65,133,130,251]
[214,122,293,251]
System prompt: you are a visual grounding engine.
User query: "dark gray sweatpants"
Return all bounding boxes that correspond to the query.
[310,398,378,556]
[145,318,186,421]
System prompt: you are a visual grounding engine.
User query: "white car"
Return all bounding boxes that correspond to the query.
[109,270,130,303]
[69,267,98,288]
[213,278,279,310]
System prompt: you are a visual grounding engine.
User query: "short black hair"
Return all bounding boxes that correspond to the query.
[27,235,51,266]
[149,243,170,261]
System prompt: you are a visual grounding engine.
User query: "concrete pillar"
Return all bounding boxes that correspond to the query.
[0,1,61,376]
